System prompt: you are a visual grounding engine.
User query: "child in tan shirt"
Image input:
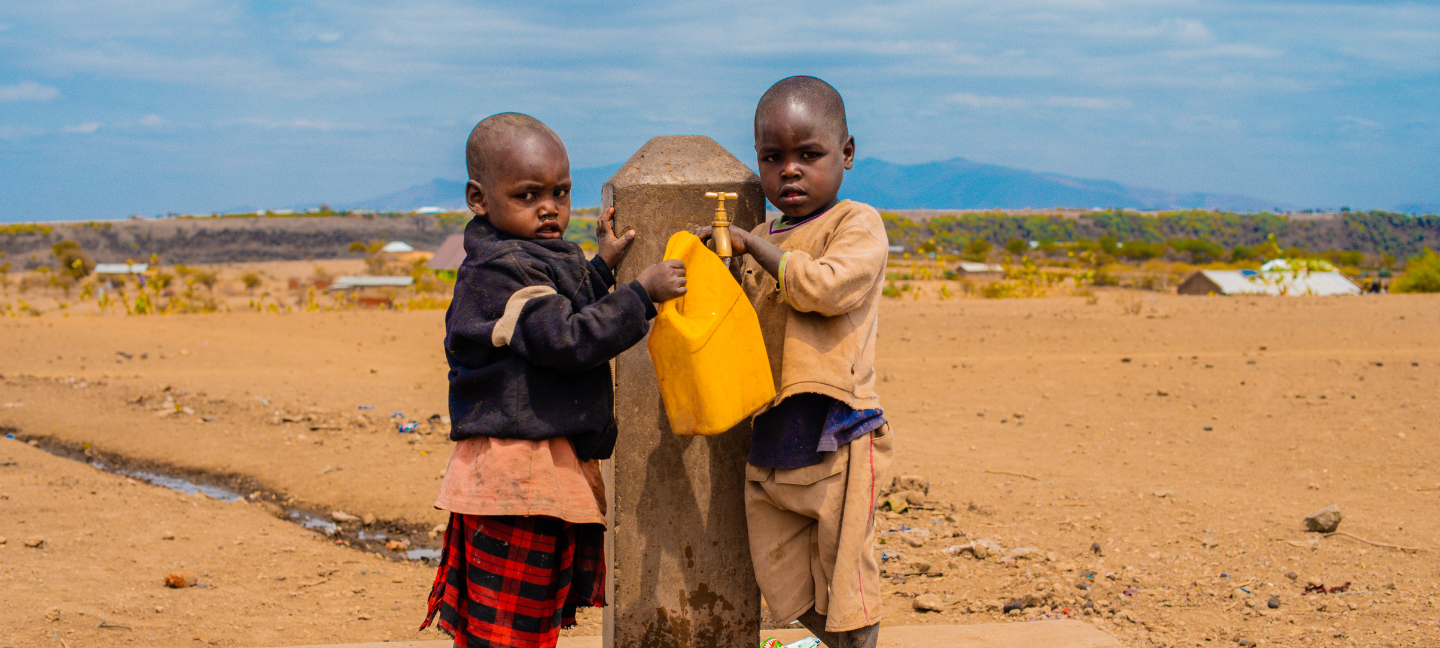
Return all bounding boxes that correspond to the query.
[706,76,892,648]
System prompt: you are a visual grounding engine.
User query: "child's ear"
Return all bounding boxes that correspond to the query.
[842,136,856,171]
[466,179,488,217]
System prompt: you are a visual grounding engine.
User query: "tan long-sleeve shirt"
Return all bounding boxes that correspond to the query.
[739,200,889,414]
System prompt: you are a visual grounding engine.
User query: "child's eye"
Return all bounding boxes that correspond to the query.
[555,189,568,198]
[519,192,535,201]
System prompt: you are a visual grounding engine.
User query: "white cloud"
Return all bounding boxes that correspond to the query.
[946,93,1027,109]
[0,125,46,141]
[0,81,60,102]
[139,113,165,128]
[1338,116,1381,129]
[316,32,342,43]
[63,121,101,133]
[1161,18,1213,45]
[1047,96,1132,110]
[220,117,335,130]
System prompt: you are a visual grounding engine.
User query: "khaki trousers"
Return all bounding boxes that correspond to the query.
[744,425,893,632]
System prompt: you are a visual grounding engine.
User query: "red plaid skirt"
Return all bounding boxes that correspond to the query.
[421,514,605,648]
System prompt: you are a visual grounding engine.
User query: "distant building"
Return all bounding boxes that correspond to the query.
[326,276,415,291]
[380,241,415,253]
[427,234,465,280]
[955,261,1005,274]
[94,263,149,275]
[1177,268,1360,296]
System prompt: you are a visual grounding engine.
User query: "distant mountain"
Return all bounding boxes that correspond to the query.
[340,178,466,212]
[1395,202,1440,216]
[341,163,623,213]
[344,157,1293,213]
[841,158,1288,212]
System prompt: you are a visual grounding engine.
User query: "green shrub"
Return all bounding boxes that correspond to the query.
[1392,248,1440,293]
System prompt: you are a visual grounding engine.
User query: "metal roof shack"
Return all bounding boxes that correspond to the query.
[955,261,1005,274]
[94,263,149,274]
[1177,269,1361,296]
[427,234,466,271]
[326,276,414,291]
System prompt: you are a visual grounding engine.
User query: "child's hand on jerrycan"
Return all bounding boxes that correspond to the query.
[638,260,686,301]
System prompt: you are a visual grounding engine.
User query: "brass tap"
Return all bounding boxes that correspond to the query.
[704,191,739,258]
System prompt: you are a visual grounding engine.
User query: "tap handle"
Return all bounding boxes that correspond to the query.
[703,191,739,258]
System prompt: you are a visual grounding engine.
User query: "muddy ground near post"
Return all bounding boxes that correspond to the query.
[1,286,1438,648]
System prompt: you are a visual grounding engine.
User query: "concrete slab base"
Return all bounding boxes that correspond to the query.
[261,621,1121,648]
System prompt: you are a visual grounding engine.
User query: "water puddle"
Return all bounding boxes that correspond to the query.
[8,432,440,564]
[89,458,246,503]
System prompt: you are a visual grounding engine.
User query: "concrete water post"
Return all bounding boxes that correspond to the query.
[602,136,765,648]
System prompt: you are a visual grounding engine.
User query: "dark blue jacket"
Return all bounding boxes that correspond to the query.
[444,217,655,461]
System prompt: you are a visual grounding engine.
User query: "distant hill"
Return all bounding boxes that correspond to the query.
[1396,202,1440,216]
[841,158,1287,212]
[344,158,1289,213]
[341,163,623,213]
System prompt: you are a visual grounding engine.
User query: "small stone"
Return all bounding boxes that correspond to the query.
[892,475,929,494]
[161,531,175,540]
[1304,504,1343,533]
[24,536,45,549]
[912,593,944,612]
[884,496,910,514]
[385,539,410,552]
[1090,542,1103,555]
[1244,598,1257,608]
[1285,571,1297,581]
[154,606,164,614]
[1002,599,1025,613]
[904,535,925,548]
[909,562,931,574]
[1201,537,1220,549]
[331,511,360,523]
[164,571,199,588]
[1005,547,1037,561]
[0,536,6,545]
[1267,595,1281,609]
[362,514,377,526]
[45,607,61,622]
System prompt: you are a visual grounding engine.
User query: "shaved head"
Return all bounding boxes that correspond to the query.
[754,76,848,145]
[466,112,564,184]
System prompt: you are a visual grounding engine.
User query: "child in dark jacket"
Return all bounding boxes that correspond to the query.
[421,112,686,648]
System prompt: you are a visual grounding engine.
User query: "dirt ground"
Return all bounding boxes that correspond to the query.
[2,279,1438,648]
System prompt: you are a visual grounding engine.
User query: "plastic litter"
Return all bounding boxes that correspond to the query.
[761,638,820,648]
[358,405,374,410]
[397,422,418,433]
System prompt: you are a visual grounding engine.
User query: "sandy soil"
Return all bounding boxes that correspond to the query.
[2,285,1438,648]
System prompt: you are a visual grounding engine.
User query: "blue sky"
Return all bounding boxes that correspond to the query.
[2,0,1437,221]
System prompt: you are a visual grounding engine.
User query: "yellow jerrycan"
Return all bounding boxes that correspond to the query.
[647,231,775,436]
